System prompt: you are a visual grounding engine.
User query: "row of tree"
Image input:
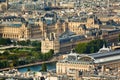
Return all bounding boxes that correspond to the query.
[0,38,12,45]
[0,49,54,69]
[0,38,41,51]
[75,39,106,54]
[15,40,41,51]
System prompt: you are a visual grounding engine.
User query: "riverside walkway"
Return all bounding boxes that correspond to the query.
[0,45,34,50]
[0,58,58,72]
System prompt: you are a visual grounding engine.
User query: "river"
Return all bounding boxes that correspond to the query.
[18,62,56,73]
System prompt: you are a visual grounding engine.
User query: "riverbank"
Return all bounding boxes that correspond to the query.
[0,60,57,72]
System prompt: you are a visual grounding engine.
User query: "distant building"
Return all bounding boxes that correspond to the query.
[0,16,43,40]
[0,22,28,40]
[42,12,57,25]
[41,17,100,53]
[0,0,8,11]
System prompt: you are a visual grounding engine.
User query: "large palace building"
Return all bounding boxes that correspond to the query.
[0,16,43,40]
[56,46,120,79]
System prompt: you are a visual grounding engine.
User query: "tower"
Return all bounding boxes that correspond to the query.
[41,31,60,54]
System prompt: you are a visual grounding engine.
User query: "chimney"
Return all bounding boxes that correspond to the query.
[54,33,56,39]
[49,33,52,40]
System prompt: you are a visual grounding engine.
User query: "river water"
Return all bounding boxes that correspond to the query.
[18,62,56,73]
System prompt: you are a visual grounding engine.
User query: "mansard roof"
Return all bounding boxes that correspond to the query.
[59,35,85,44]
[88,50,120,59]
[59,30,76,38]
[0,0,6,2]
[59,51,94,64]
[59,48,120,64]
[59,30,85,44]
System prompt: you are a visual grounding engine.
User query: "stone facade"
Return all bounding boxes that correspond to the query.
[41,17,100,53]
[56,52,94,78]
[56,48,120,79]
[0,21,43,40]
[0,23,28,40]
[0,0,8,11]
[41,32,60,53]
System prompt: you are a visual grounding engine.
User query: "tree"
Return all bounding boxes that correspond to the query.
[7,54,18,60]
[26,39,31,45]
[9,62,14,69]
[17,41,27,46]
[0,38,12,45]
[0,60,9,68]
[86,39,106,53]
[119,34,120,42]
[47,49,54,59]
[27,68,31,71]
[75,39,106,54]
[3,51,9,56]
[6,38,12,45]
[0,78,5,80]
[75,43,87,53]
[13,60,19,66]
[31,41,41,51]
[41,63,47,72]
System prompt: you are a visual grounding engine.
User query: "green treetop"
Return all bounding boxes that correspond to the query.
[41,63,47,72]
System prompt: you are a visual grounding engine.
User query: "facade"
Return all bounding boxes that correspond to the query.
[0,0,8,11]
[0,22,28,40]
[41,32,60,53]
[27,23,43,39]
[58,2,75,8]
[0,16,44,40]
[0,22,43,41]
[41,17,98,53]
[41,29,86,53]
[56,46,120,79]
[56,51,94,75]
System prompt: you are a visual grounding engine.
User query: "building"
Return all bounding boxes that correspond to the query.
[43,12,57,25]
[56,46,120,79]
[41,17,98,53]
[0,22,28,40]
[0,16,44,41]
[41,29,87,53]
[0,0,8,11]
[41,32,60,53]
[56,50,95,79]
